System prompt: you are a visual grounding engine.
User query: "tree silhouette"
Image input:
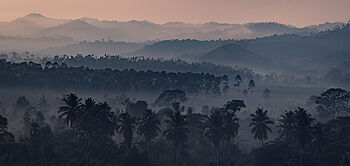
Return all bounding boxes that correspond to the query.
[311,122,327,166]
[263,88,271,99]
[204,109,225,166]
[163,105,189,166]
[15,96,30,109]
[248,79,256,91]
[278,110,295,144]
[234,75,242,87]
[118,112,136,148]
[249,108,274,144]
[293,107,314,150]
[154,89,187,107]
[0,115,14,144]
[58,93,82,127]
[78,100,115,139]
[222,100,245,114]
[223,111,240,143]
[293,107,314,166]
[315,88,349,119]
[137,109,161,143]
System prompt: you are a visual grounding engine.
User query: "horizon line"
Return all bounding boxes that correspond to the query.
[1,12,349,28]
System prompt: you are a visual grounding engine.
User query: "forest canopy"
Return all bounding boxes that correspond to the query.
[0,59,225,94]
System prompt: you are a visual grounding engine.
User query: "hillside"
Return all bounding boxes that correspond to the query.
[0,13,344,44]
[37,40,148,56]
[130,39,235,59]
[201,43,274,70]
[129,24,350,74]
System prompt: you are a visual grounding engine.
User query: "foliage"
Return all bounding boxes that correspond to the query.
[249,107,274,144]
[0,60,224,94]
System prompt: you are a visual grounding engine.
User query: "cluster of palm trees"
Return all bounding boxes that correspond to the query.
[58,93,159,148]
[276,108,326,166]
[58,93,249,166]
[242,106,331,166]
[56,92,348,166]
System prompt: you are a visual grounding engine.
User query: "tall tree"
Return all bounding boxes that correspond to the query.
[249,108,274,144]
[118,112,136,148]
[78,100,115,139]
[234,75,242,87]
[315,88,349,119]
[248,79,256,91]
[137,109,161,143]
[293,107,314,166]
[58,93,82,127]
[222,110,240,143]
[154,89,187,107]
[163,106,189,166]
[204,109,225,166]
[278,110,295,144]
[311,122,327,166]
[0,115,14,144]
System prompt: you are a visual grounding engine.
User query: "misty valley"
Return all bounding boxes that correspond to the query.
[1,13,350,166]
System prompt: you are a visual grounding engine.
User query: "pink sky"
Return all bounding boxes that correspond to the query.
[0,0,350,27]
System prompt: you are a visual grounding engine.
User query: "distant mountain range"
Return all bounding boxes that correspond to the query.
[0,13,345,50]
[129,24,350,74]
[1,13,349,76]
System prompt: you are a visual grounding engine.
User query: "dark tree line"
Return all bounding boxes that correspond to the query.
[0,59,225,94]
[1,88,350,166]
[50,54,254,80]
[0,93,247,166]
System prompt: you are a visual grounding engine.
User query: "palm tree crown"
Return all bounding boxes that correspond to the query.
[278,110,295,144]
[163,106,189,166]
[137,109,161,143]
[118,112,136,148]
[249,107,274,144]
[58,93,82,127]
[293,107,314,150]
[204,109,225,148]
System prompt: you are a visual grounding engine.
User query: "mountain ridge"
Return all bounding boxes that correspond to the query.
[0,13,345,43]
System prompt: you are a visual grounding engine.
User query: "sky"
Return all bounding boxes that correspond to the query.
[0,0,350,27]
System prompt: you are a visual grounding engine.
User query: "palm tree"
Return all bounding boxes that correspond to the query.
[311,122,327,166]
[249,107,274,144]
[137,109,161,143]
[58,93,82,127]
[82,98,96,112]
[79,101,115,139]
[223,111,240,142]
[293,107,314,166]
[278,110,295,144]
[222,110,240,164]
[204,109,225,166]
[118,112,136,148]
[163,108,189,166]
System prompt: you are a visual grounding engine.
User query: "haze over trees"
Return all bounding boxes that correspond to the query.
[1,12,350,166]
[0,87,349,166]
[0,59,225,94]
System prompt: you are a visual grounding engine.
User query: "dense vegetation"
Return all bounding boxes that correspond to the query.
[1,87,350,166]
[0,59,226,94]
[50,54,254,80]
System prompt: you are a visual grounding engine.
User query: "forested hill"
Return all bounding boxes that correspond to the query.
[129,24,350,74]
[51,55,254,80]
[0,59,225,94]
